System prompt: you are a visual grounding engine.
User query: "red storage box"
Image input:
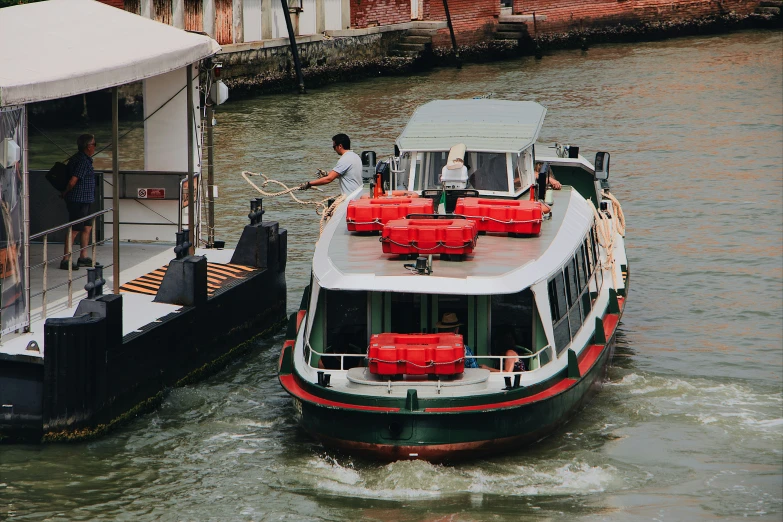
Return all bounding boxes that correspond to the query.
[368,333,466,376]
[346,198,434,232]
[380,218,478,255]
[454,198,543,235]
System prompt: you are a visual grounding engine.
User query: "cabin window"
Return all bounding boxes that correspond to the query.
[390,292,423,333]
[548,271,571,354]
[566,256,584,338]
[396,152,412,190]
[490,290,534,357]
[422,152,449,189]
[322,289,367,369]
[576,246,588,291]
[584,238,594,276]
[513,153,523,191]
[466,152,509,192]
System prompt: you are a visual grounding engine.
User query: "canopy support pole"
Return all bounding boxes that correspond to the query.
[112,87,120,294]
[186,64,195,254]
[23,106,30,332]
[206,105,215,248]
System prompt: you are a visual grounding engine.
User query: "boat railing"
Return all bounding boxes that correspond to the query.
[305,341,555,373]
[28,208,113,321]
[475,345,555,373]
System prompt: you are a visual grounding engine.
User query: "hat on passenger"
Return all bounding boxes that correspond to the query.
[436,312,462,329]
[445,143,466,170]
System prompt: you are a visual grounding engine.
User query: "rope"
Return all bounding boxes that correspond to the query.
[601,190,626,237]
[461,215,542,225]
[241,170,344,235]
[379,237,477,251]
[588,190,626,289]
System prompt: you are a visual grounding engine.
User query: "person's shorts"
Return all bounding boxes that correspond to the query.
[66,202,92,231]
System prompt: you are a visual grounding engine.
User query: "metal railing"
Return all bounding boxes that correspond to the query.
[29,208,113,319]
[305,341,555,373]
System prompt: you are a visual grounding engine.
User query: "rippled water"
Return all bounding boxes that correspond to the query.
[4,30,782,520]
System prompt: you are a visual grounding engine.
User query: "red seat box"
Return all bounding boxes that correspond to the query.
[368,333,466,376]
[380,218,478,255]
[346,198,433,232]
[454,198,543,235]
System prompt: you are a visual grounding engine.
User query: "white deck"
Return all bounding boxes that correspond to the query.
[1,244,237,360]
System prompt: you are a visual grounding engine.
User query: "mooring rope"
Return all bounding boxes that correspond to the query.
[588,190,626,289]
[241,170,345,235]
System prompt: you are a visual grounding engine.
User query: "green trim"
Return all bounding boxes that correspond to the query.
[608,288,620,314]
[405,389,420,411]
[371,292,383,334]
[549,165,598,206]
[384,292,392,331]
[279,342,294,375]
[476,295,488,356]
[567,348,581,379]
[593,317,606,344]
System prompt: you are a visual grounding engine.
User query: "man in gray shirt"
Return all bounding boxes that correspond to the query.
[300,133,363,195]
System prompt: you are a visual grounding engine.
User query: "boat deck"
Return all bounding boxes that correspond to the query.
[328,188,570,279]
[1,244,240,360]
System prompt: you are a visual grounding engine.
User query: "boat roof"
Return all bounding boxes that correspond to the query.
[395,100,547,153]
[313,187,593,295]
[0,0,220,107]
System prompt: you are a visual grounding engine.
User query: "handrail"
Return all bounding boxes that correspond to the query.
[30,209,112,240]
[306,341,555,373]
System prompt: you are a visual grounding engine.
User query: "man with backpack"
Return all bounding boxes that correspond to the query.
[60,133,96,270]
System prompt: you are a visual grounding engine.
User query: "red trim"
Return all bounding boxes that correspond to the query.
[279,374,400,412]
[279,340,294,371]
[296,310,306,332]
[603,313,620,337]
[425,377,574,412]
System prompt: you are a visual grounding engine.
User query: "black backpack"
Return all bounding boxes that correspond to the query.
[45,158,72,192]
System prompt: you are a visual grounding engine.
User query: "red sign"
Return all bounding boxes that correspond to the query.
[137,188,165,199]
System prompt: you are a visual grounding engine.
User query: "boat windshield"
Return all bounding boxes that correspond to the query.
[412,152,511,192]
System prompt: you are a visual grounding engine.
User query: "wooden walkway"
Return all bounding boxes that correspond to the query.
[119,262,257,297]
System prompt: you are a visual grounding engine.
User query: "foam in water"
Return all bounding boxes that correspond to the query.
[607,373,783,438]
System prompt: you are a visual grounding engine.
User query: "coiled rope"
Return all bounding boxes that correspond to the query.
[588,190,626,289]
[241,170,345,235]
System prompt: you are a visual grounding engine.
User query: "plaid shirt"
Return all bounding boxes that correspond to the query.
[66,151,95,203]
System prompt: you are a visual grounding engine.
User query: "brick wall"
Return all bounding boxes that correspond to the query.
[511,0,760,33]
[351,0,412,28]
[424,0,499,46]
[98,0,124,8]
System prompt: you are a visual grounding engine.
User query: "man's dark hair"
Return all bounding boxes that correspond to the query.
[332,133,351,150]
[77,134,94,153]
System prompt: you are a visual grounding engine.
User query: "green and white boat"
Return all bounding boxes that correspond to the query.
[279,100,629,462]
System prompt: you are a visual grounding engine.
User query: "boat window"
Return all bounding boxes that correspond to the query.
[549,271,571,354]
[512,153,523,191]
[395,152,412,190]
[390,292,423,333]
[466,152,509,192]
[576,246,587,291]
[564,260,577,308]
[491,289,534,359]
[323,289,368,369]
[581,287,592,317]
[584,238,594,276]
[423,152,449,190]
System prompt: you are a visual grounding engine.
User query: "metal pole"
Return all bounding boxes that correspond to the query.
[22,106,30,331]
[91,216,96,263]
[67,225,73,307]
[112,87,120,293]
[280,0,306,94]
[42,235,47,319]
[206,105,215,248]
[442,0,461,69]
[186,64,195,255]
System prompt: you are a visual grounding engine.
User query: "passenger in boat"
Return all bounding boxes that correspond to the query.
[435,312,478,369]
[299,133,363,195]
[484,331,527,372]
[60,134,97,270]
[535,161,562,190]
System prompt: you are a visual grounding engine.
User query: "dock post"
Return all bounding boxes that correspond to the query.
[442,0,461,68]
[112,87,120,294]
[186,64,195,255]
[280,0,306,94]
[206,105,215,248]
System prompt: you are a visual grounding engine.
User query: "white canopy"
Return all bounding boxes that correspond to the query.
[0,0,221,107]
[396,100,547,153]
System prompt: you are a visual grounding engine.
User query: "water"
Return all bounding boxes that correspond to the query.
[4,30,782,520]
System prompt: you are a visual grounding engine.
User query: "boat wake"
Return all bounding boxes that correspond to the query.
[607,372,783,438]
[276,454,616,500]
